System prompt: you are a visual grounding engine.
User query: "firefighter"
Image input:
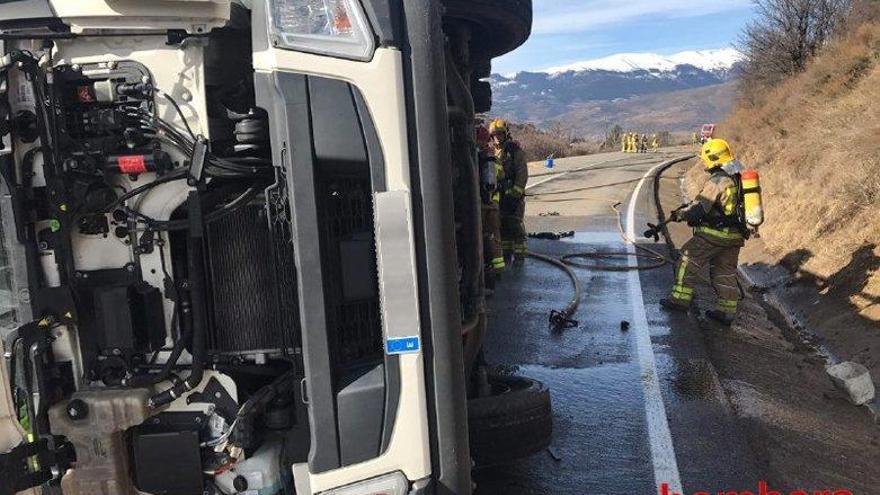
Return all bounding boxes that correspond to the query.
[651,134,660,152]
[476,123,506,284]
[692,132,700,147]
[621,133,628,153]
[640,134,648,153]
[490,118,529,265]
[627,132,635,153]
[660,138,748,326]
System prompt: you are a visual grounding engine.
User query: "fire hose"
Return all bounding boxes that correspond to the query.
[526,251,582,331]
[525,153,709,330]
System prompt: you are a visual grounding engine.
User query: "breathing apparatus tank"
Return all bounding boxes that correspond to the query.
[740,170,764,227]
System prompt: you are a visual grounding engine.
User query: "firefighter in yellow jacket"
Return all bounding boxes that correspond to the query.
[476,123,506,280]
[490,119,529,264]
[660,139,748,325]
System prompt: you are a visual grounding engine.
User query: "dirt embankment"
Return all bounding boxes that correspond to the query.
[686,22,880,382]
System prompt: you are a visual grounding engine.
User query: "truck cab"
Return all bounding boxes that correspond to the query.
[700,123,716,143]
[0,1,541,494]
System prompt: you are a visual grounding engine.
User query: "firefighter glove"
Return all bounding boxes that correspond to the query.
[680,205,705,226]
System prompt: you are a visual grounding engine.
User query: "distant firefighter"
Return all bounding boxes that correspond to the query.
[489,119,529,265]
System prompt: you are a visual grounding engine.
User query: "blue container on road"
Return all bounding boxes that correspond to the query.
[546,157,555,169]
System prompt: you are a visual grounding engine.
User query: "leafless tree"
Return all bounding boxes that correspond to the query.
[739,0,852,91]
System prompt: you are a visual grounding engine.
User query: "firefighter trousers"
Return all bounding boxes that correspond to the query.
[670,234,742,313]
[500,195,527,257]
[482,202,505,270]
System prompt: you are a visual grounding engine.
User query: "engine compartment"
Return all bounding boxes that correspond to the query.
[0,12,317,495]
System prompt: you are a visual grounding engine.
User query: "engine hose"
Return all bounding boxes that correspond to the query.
[526,251,581,331]
[149,191,207,408]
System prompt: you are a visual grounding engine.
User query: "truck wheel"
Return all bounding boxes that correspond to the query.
[472,59,492,80]
[471,80,492,114]
[443,0,532,59]
[468,375,552,465]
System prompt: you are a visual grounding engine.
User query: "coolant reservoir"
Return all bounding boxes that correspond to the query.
[741,170,764,227]
[215,438,283,495]
[49,388,153,495]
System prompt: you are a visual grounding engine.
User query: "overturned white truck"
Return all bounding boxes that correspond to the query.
[0,1,548,494]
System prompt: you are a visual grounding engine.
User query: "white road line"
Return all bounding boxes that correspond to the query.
[526,171,570,191]
[525,155,634,191]
[625,159,684,494]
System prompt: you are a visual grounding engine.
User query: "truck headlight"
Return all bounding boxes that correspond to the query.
[320,472,409,495]
[269,0,376,61]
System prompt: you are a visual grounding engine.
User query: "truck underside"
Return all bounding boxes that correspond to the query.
[0,1,537,494]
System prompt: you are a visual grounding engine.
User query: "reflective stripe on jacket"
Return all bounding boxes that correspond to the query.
[495,140,528,198]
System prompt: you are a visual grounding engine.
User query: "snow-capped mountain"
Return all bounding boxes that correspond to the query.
[542,48,743,75]
[488,48,744,136]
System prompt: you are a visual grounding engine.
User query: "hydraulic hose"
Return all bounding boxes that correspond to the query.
[149,191,207,408]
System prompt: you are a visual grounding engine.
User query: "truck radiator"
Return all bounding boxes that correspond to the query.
[204,189,301,354]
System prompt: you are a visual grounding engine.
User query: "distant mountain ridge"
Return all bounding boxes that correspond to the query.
[541,48,743,75]
[490,48,743,136]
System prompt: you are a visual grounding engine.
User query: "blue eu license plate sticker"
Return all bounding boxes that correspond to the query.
[386,336,421,355]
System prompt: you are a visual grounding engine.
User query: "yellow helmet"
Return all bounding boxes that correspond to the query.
[701,138,734,169]
[489,118,509,137]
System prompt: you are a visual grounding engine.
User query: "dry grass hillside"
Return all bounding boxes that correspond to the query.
[689,22,880,321]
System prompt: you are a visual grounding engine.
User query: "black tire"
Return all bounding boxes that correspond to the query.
[472,80,492,114]
[468,375,552,465]
[443,0,533,59]
[472,59,492,80]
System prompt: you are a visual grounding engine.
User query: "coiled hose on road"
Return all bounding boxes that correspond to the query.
[528,155,696,331]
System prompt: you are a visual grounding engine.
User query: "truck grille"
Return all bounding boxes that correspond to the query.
[315,173,383,372]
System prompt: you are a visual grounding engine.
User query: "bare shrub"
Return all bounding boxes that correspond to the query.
[508,122,573,161]
[740,0,853,94]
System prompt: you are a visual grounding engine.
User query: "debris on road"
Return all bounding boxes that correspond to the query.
[549,310,578,332]
[538,211,561,217]
[546,447,563,462]
[826,362,876,406]
[620,321,630,332]
[528,231,575,240]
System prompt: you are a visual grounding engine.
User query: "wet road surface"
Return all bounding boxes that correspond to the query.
[475,151,761,495]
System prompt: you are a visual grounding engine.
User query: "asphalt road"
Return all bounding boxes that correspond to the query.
[475,149,762,495]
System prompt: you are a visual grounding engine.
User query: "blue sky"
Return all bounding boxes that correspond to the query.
[493,0,757,74]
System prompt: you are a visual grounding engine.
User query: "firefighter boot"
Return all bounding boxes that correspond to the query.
[705,309,735,326]
[659,298,691,313]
